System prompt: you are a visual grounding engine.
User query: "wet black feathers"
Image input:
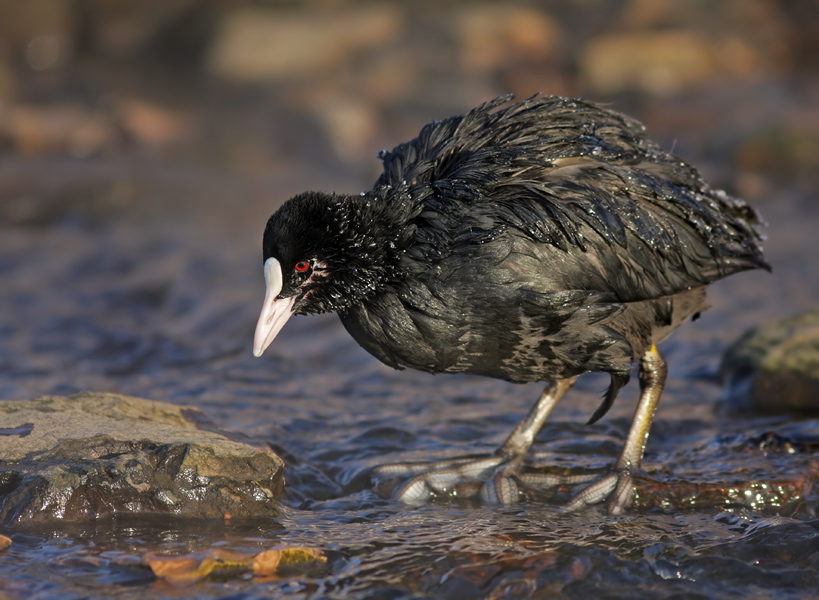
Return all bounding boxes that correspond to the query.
[375,96,766,282]
[264,95,768,423]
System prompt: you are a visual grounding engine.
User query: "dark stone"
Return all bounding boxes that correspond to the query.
[506,427,819,514]
[720,310,819,414]
[0,392,284,523]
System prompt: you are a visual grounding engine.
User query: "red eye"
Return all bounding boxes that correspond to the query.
[295,261,310,272]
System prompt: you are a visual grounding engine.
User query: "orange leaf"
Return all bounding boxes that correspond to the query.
[146,549,254,585]
[251,549,282,576]
[145,546,326,584]
[253,547,326,576]
[145,555,205,583]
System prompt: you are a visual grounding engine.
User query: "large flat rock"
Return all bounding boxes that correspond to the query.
[0,392,284,523]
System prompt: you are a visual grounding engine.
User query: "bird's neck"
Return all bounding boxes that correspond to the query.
[321,190,415,309]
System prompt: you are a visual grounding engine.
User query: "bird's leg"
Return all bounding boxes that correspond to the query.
[480,377,576,502]
[372,377,576,504]
[565,344,667,514]
[497,377,577,460]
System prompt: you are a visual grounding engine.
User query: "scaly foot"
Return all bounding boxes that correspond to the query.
[371,453,526,504]
[563,468,636,514]
[373,378,577,504]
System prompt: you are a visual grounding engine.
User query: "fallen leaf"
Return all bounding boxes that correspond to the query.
[253,547,326,576]
[145,548,252,585]
[146,546,327,584]
[117,98,191,146]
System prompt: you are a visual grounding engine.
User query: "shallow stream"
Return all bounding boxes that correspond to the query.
[1,147,818,598]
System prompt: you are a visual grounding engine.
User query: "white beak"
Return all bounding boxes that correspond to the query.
[253,257,297,357]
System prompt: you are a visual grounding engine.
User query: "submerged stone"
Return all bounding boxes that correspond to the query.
[720,310,819,414]
[0,392,284,523]
[375,427,819,514]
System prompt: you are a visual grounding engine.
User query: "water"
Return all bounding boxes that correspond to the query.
[1,151,818,598]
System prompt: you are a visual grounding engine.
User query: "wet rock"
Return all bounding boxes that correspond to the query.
[579,31,719,96]
[117,97,193,147]
[356,47,420,104]
[373,425,819,514]
[0,60,17,104]
[518,427,819,513]
[0,104,117,157]
[315,98,380,163]
[83,0,211,60]
[617,0,680,29]
[629,434,819,513]
[452,5,559,74]
[0,0,74,69]
[720,310,819,414]
[0,392,284,523]
[577,0,795,97]
[206,5,404,82]
[734,129,819,183]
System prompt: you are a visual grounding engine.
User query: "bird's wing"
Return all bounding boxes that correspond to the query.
[376,96,767,301]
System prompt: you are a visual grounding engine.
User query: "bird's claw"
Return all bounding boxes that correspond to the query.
[563,468,636,515]
[372,454,523,504]
[374,456,639,513]
[479,469,521,504]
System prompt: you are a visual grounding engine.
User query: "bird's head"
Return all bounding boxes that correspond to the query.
[253,190,412,357]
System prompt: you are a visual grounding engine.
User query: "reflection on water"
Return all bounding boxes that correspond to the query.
[4,503,819,598]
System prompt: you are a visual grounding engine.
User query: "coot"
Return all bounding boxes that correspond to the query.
[253,96,768,513]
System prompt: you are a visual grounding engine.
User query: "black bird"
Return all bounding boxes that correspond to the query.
[253,96,768,513]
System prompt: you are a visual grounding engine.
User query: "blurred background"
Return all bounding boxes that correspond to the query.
[2,0,818,194]
[0,0,817,411]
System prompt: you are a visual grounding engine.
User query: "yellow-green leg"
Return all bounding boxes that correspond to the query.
[566,344,667,514]
[373,377,576,504]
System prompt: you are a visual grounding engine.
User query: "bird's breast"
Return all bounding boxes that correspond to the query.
[337,267,615,384]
